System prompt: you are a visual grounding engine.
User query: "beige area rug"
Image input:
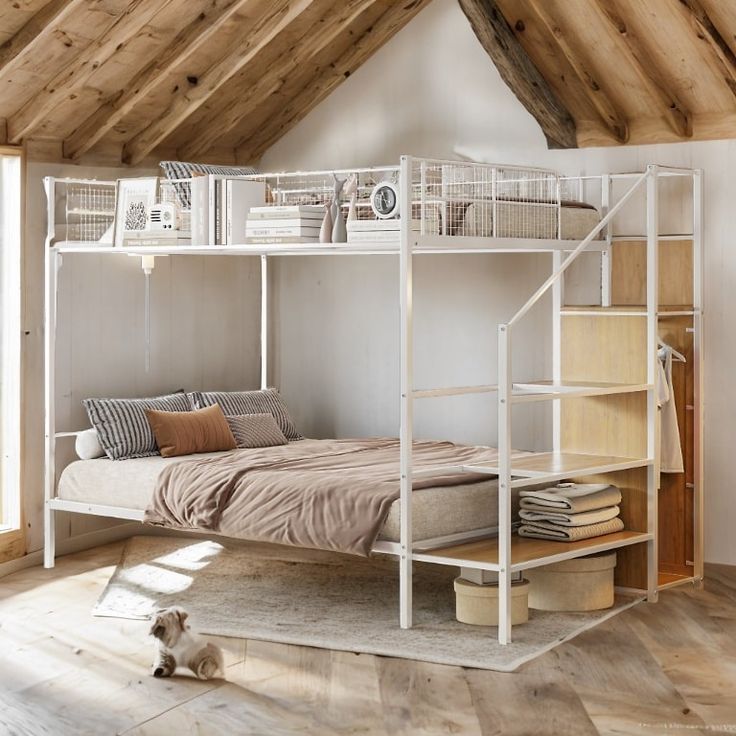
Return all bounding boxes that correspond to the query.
[94,536,642,672]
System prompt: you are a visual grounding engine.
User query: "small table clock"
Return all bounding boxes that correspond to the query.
[370,180,400,219]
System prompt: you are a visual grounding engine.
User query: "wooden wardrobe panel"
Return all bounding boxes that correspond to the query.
[656,315,694,573]
[611,240,693,306]
[561,314,647,384]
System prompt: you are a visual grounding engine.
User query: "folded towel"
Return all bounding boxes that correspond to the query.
[519,483,622,514]
[518,505,620,527]
[518,517,625,542]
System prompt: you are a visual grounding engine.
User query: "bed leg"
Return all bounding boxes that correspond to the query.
[399,553,412,628]
[497,567,512,645]
[44,503,55,569]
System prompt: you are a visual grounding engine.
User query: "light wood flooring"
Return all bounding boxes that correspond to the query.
[1,541,736,736]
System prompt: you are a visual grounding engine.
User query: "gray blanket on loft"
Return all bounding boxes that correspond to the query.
[144,437,527,557]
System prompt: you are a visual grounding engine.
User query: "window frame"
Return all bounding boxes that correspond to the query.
[0,145,25,564]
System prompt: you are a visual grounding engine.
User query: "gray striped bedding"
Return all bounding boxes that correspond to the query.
[225,413,288,448]
[188,389,302,441]
[83,393,192,460]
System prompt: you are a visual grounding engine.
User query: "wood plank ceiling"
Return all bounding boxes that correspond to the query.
[1,0,736,166]
[467,0,736,148]
[0,0,428,165]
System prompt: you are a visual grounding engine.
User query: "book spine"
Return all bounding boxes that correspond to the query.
[246,225,322,237]
[346,231,401,242]
[247,211,324,221]
[245,236,320,244]
[249,205,324,216]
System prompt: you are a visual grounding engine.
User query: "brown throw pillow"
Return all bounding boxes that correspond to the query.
[145,404,236,458]
[225,413,288,448]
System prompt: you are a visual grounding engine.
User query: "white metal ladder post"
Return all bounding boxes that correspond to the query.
[646,165,660,602]
[399,155,414,629]
[497,323,512,645]
[692,169,704,584]
[551,250,563,454]
[260,254,268,390]
[600,174,613,307]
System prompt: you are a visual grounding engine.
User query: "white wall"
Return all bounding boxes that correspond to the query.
[23,163,262,553]
[260,0,736,565]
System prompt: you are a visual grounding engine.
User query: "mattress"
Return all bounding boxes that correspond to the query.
[57,453,516,543]
[460,201,601,240]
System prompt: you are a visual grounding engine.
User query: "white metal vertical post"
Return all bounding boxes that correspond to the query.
[260,254,268,390]
[645,165,659,602]
[399,155,414,629]
[551,251,562,453]
[692,169,704,583]
[43,178,57,569]
[497,323,512,644]
[601,174,612,307]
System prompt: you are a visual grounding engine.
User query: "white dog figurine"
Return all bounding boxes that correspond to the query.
[149,606,223,680]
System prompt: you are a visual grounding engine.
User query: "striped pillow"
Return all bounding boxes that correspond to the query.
[225,414,288,448]
[188,389,302,440]
[83,393,192,460]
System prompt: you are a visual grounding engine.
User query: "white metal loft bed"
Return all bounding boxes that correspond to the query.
[42,156,704,645]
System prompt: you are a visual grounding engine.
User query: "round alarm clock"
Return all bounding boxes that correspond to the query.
[370,180,400,219]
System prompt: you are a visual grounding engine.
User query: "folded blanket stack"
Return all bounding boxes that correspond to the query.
[517,483,624,542]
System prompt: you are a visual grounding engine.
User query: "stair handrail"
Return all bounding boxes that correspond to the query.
[507,168,651,328]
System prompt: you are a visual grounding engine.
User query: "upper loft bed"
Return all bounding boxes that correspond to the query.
[45,156,646,257]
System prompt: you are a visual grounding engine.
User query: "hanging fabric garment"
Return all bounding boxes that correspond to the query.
[657,345,684,473]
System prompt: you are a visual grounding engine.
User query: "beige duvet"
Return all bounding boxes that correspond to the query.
[144,438,521,556]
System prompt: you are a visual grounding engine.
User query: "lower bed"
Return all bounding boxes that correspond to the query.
[58,439,520,550]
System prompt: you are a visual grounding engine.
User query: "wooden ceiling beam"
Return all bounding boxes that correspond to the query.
[63,0,252,161]
[121,0,317,167]
[7,0,170,145]
[678,0,736,99]
[178,0,377,161]
[234,0,431,163]
[594,0,691,138]
[525,0,627,143]
[457,0,576,149]
[0,0,84,79]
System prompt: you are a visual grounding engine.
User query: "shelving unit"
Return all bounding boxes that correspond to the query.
[413,530,652,572]
[42,158,703,647]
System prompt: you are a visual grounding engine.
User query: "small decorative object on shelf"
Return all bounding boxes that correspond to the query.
[330,174,347,243]
[370,179,400,219]
[345,173,358,222]
[114,177,159,247]
[319,201,333,243]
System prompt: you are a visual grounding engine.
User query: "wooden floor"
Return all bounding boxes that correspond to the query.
[1,543,736,736]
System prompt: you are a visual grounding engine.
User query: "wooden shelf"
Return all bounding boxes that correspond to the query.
[413,530,651,572]
[413,380,651,401]
[511,380,651,402]
[561,305,695,317]
[457,452,652,489]
[658,569,696,590]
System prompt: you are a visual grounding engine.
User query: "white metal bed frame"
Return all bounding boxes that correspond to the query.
[42,157,704,645]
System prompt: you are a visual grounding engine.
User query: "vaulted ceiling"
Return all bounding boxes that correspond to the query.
[464,0,736,148]
[1,0,735,167]
[0,0,429,166]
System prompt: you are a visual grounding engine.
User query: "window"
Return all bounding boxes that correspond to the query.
[0,148,23,562]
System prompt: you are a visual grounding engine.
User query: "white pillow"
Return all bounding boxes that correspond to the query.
[75,428,105,460]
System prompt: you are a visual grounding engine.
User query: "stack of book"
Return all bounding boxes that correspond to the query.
[245,205,324,244]
[346,216,440,243]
